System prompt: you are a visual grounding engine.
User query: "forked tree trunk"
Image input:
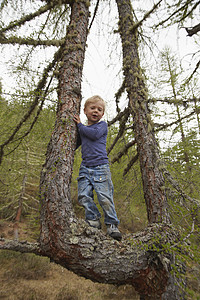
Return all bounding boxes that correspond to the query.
[1,1,185,299]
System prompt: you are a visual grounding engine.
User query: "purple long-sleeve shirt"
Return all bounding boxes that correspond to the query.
[76,121,109,167]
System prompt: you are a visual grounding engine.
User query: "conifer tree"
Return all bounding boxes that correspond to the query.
[0,1,199,299]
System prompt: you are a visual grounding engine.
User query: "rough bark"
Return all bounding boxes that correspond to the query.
[115,0,185,298]
[115,0,170,225]
[39,0,89,251]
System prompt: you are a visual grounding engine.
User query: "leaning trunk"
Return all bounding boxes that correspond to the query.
[39,0,90,253]
[116,0,170,224]
[116,0,185,299]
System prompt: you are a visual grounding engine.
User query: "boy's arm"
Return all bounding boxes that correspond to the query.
[77,122,107,141]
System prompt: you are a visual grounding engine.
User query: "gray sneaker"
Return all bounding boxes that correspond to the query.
[86,219,101,229]
[107,224,122,241]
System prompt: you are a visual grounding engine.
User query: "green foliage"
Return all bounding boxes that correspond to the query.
[108,124,147,231]
[0,99,56,221]
[164,130,200,199]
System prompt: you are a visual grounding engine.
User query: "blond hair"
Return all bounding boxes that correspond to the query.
[84,95,106,112]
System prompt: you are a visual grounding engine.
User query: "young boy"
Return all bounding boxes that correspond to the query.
[73,95,122,241]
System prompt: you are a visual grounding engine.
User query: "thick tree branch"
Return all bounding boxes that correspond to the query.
[0,238,43,256]
[116,0,170,224]
[0,223,185,299]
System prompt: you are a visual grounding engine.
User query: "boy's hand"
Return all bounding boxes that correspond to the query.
[73,114,81,124]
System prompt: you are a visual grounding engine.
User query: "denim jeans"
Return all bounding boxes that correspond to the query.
[77,164,119,225]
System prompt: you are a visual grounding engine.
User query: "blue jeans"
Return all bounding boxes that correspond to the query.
[77,164,119,225]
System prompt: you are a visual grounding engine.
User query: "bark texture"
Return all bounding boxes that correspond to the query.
[115,0,185,298]
[116,0,170,225]
[39,0,89,248]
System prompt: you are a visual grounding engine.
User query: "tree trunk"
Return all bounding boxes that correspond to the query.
[39,0,90,253]
[115,0,185,298]
[115,0,170,225]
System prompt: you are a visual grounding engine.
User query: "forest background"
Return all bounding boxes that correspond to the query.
[0,0,200,299]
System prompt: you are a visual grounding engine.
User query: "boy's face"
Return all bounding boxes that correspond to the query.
[84,101,104,125]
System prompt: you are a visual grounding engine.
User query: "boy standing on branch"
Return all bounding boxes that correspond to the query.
[73,95,122,241]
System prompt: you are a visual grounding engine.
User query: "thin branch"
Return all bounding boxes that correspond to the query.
[155,0,197,28]
[52,6,70,35]
[0,0,7,11]
[179,1,200,23]
[107,110,130,154]
[0,2,57,34]
[162,166,200,209]
[12,67,56,144]
[149,97,200,105]
[0,35,63,47]
[130,0,163,31]
[182,220,195,241]
[89,0,100,30]
[154,107,200,132]
[0,200,18,213]
[111,139,136,163]
[123,153,139,176]
[108,107,130,126]
[185,60,200,84]
[114,79,126,113]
